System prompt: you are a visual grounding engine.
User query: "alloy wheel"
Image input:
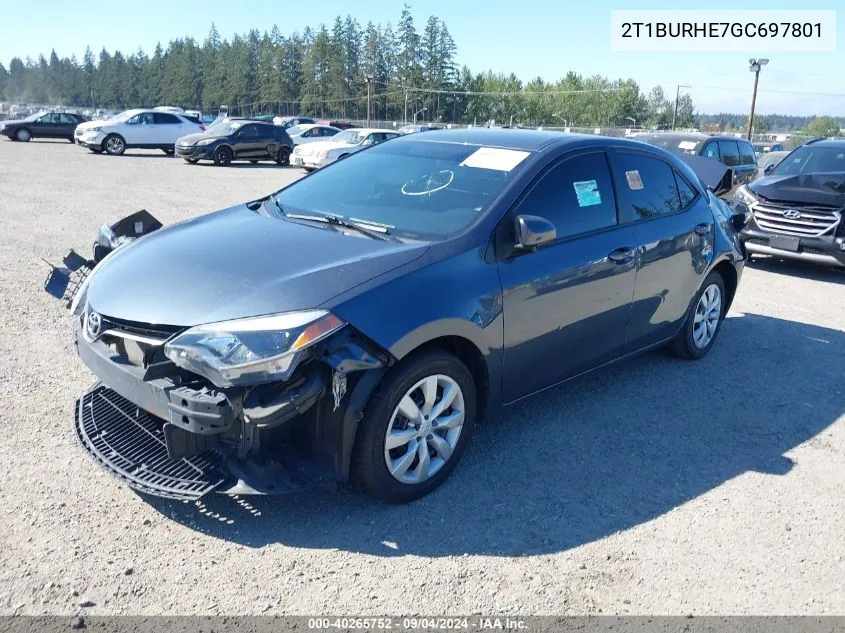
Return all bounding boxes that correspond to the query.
[692,283,722,349]
[384,374,465,485]
[106,136,124,154]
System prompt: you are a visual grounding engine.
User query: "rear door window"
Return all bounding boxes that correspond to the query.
[154,112,181,124]
[611,152,683,221]
[718,140,740,167]
[738,141,757,166]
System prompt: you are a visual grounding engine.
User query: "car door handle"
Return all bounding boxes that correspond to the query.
[694,223,712,236]
[607,247,636,263]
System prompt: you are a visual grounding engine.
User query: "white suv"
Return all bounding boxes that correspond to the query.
[74,109,203,156]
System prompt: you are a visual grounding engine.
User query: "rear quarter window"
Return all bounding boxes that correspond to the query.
[739,141,757,166]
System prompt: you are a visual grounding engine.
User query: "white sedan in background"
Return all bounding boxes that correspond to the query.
[291,128,400,171]
[288,123,341,145]
[74,109,203,155]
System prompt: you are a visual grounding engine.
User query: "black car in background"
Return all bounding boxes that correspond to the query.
[734,138,845,267]
[633,133,758,192]
[175,118,294,166]
[55,129,745,503]
[1,111,89,142]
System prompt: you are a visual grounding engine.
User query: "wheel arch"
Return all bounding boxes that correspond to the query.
[335,328,497,481]
[712,258,739,313]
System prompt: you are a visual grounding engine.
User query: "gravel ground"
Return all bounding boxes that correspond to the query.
[0,139,843,616]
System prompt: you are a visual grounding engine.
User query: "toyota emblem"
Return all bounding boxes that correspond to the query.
[783,210,802,220]
[86,311,102,338]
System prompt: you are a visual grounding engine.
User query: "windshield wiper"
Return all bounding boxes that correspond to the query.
[283,211,392,241]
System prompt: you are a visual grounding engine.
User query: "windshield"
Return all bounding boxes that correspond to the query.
[771,145,845,176]
[332,130,366,144]
[204,120,242,135]
[24,112,46,122]
[272,140,527,239]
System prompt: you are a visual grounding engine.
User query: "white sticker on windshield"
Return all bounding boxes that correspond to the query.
[460,147,530,172]
[678,140,698,150]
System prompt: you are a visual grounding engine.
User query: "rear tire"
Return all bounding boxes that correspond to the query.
[213,146,232,166]
[249,160,259,164]
[15,128,31,142]
[184,158,199,164]
[351,350,477,503]
[276,146,291,166]
[68,137,75,143]
[104,134,126,156]
[668,271,727,360]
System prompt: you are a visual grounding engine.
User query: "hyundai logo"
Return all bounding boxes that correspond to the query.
[783,210,802,220]
[86,311,102,338]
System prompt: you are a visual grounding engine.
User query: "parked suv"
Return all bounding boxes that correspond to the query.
[175,118,294,166]
[734,138,845,267]
[633,133,758,192]
[74,109,203,155]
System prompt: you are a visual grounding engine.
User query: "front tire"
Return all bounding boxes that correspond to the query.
[104,134,126,156]
[213,146,232,166]
[669,271,727,360]
[276,146,291,166]
[15,128,31,142]
[352,350,476,503]
[184,158,199,164]
[161,148,175,155]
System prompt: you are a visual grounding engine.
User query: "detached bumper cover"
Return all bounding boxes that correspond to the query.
[76,385,227,500]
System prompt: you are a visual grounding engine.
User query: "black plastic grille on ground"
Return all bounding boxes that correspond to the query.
[75,386,225,500]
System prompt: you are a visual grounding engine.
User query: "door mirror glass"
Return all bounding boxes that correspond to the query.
[515,214,556,249]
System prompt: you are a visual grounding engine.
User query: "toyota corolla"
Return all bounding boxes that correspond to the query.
[55,129,745,503]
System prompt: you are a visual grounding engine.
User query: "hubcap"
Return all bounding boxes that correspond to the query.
[107,138,122,153]
[692,283,722,349]
[384,374,465,485]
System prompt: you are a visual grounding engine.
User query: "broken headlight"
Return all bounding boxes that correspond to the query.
[163,310,345,387]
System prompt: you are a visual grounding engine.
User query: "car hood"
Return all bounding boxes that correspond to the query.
[86,203,429,326]
[1,118,27,127]
[76,119,116,130]
[178,133,224,145]
[749,173,845,207]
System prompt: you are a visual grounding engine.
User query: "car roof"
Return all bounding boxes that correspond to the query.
[393,127,612,151]
[804,138,845,147]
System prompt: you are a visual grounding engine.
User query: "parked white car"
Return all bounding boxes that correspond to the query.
[290,128,400,171]
[74,109,203,155]
[287,123,341,145]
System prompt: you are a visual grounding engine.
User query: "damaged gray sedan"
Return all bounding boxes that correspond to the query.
[46,129,745,503]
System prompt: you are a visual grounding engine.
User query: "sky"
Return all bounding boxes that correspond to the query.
[0,0,842,116]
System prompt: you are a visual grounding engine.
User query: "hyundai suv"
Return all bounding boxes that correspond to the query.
[734,138,845,268]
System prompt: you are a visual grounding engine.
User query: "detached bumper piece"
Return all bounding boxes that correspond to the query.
[76,385,226,500]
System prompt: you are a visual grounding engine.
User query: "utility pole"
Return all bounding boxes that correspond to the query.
[365,74,374,127]
[672,84,691,131]
[746,58,769,140]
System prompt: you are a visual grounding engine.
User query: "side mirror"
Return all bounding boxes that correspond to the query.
[764,163,776,175]
[515,214,556,250]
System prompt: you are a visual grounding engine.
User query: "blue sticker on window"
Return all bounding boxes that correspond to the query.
[573,179,602,207]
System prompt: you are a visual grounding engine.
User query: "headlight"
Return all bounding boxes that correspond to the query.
[196,138,215,146]
[85,126,102,134]
[164,310,345,387]
[733,185,758,209]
